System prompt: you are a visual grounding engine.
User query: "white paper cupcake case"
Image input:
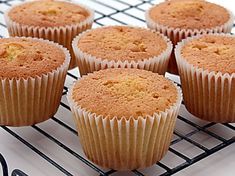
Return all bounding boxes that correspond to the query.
[4,0,94,69]
[67,81,182,170]
[72,26,173,76]
[0,37,71,126]
[175,33,235,123]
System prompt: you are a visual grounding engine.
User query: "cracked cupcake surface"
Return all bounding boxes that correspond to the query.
[181,35,235,74]
[72,68,178,119]
[2,43,25,61]
[148,0,230,30]
[77,26,168,61]
[0,38,65,79]
[8,1,90,27]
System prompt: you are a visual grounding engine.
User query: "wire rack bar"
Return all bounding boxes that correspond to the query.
[1,126,73,176]
[177,116,227,142]
[52,117,78,135]
[12,169,28,176]
[171,122,215,145]
[31,125,107,176]
[0,153,8,176]
[160,137,235,176]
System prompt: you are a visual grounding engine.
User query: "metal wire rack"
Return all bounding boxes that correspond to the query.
[0,0,235,176]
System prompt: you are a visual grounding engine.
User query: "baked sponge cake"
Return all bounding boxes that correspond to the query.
[67,68,182,170]
[0,37,70,126]
[7,1,90,27]
[0,38,64,78]
[5,0,94,69]
[72,26,172,76]
[175,34,235,122]
[146,0,234,74]
[148,0,230,30]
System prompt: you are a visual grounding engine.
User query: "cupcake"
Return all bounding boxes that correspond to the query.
[146,0,234,74]
[0,37,70,126]
[67,68,182,170]
[175,34,235,123]
[72,26,173,76]
[4,0,94,69]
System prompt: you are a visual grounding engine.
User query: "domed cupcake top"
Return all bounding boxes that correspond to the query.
[8,1,91,27]
[148,0,230,29]
[0,38,65,79]
[77,26,168,61]
[72,68,178,119]
[180,35,235,74]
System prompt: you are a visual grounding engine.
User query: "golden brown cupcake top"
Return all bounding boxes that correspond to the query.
[77,26,168,61]
[148,0,230,29]
[181,35,235,74]
[72,68,178,119]
[0,38,65,79]
[8,1,90,27]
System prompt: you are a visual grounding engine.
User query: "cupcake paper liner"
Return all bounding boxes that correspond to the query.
[4,0,94,69]
[145,8,234,74]
[72,26,173,76]
[175,33,235,123]
[67,81,182,170]
[0,37,70,126]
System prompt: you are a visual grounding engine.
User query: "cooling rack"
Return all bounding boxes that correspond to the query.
[0,0,234,176]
